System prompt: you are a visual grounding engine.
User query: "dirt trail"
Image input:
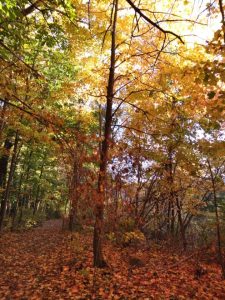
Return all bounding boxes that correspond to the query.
[0,220,74,300]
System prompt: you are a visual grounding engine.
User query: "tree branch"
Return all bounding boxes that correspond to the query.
[126,0,184,44]
[21,0,42,16]
[0,41,40,77]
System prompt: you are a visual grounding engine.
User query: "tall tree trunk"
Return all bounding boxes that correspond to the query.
[33,154,45,215]
[165,150,175,236]
[93,0,118,268]
[98,103,102,156]
[176,196,187,250]
[69,158,79,231]
[167,144,177,238]
[18,149,33,224]
[167,200,171,233]
[208,159,225,279]
[0,99,8,140]
[0,132,19,231]
[0,138,13,188]
[113,174,121,231]
[135,147,141,226]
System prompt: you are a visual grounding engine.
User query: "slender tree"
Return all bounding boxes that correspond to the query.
[207,159,225,279]
[93,0,118,267]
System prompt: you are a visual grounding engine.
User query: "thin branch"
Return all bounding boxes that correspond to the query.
[101,3,114,52]
[0,41,40,77]
[114,124,158,136]
[0,97,42,122]
[219,0,225,42]
[125,0,184,44]
[88,0,91,29]
[156,19,206,25]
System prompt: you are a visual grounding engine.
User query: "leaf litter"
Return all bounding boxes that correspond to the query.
[0,220,224,299]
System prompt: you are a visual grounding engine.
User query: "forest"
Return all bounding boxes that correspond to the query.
[0,0,225,299]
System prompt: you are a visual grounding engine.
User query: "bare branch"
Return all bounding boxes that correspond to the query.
[114,124,158,136]
[126,0,184,44]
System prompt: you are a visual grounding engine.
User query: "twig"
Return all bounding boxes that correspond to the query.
[126,0,184,44]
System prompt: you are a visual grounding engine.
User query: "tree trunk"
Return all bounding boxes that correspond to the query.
[135,151,141,226]
[18,149,33,225]
[165,152,174,236]
[208,159,225,279]
[0,132,19,231]
[33,154,45,215]
[0,138,13,188]
[0,99,8,140]
[176,196,187,250]
[93,0,118,268]
[69,152,80,231]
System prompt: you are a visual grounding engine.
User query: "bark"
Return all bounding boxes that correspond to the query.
[113,174,121,229]
[69,159,79,231]
[0,99,8,140]
[208,159,225,279]
[0,132,19,231]
[167,200,171,233]
[98,104,103,156]
[33,154,45,215]
[135,152,141,225]
[176,196,187,250]
[0,138,13,190]
[18,150,33,224]
[170,203,175,235]
[93,0,118,268]
[165,150,175,236]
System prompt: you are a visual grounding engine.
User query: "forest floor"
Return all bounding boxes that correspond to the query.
[0,220,225,300]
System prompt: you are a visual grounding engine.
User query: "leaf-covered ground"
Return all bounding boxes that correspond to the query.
[0,220,224,299]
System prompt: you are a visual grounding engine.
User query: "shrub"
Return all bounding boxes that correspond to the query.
[106,232,116,243]
[118,217,136,233]
[122,230,146,246]
[12,209,46,230]
[107,229,146,247]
